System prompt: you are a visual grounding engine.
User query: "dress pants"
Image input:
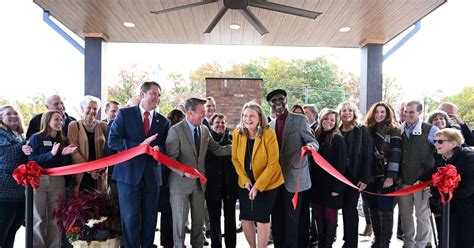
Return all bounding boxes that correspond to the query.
[0,201,24,248]
[171,186,205,248]
[160,210,173,247]
[342,185,360,248]
[298,190,311,247]
[33,175,65,248]
[206,192,237,248]
[271,186,302,248]
[397,185,432,248]
[117,175,159,248]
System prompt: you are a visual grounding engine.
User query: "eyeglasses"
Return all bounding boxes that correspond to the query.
[433,139,450,145]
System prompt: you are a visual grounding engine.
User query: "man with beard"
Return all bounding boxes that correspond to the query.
[266,89,319,247]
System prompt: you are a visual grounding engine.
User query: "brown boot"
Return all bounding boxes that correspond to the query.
[360,204,373,237]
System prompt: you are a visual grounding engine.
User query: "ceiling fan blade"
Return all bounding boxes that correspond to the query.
[204,6,229,33]
[151,0,217,15]
[248,1,321,19]
[239,8,269,35]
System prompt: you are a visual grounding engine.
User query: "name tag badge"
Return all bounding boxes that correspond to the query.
[43,141,53,146]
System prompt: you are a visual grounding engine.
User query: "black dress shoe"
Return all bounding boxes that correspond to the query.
[204,239,210,246]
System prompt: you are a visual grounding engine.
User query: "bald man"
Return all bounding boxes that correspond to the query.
[438,102,474,146]
[126,97,141,108]
[26,95,76,139]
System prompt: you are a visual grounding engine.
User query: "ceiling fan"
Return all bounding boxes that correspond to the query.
[151,0,321,35]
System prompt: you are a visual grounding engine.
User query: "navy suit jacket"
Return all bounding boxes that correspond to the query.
[108,106,170,186]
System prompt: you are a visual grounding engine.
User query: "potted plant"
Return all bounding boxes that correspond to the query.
[53,191,121,247]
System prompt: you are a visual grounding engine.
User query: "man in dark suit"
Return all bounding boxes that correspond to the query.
[266,89,319,248]
[165,97,231,248]
[108,82,170,248]
[26,94,76,139]
[102,100,120,123]
[202,96,216,129]
[303,104,319,130]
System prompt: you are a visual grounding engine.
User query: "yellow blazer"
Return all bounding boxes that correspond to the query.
[232,127,284,192]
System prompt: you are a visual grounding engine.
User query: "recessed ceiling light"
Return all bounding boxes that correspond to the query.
[229,23,241,30]
[123,22,136,28]
[339,26,351,32]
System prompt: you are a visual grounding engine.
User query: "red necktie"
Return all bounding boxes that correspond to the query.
[144,111,150,136]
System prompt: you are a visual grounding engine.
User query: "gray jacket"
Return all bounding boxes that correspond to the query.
[166,120,231,194]
[270,112,319,192]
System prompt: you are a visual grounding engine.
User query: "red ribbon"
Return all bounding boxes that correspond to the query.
[291,146,433,209]
[12,161,44,189]
[13,144,207,188]
[431,164,461,205]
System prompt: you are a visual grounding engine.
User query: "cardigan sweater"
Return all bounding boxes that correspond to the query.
[67,120,107,164]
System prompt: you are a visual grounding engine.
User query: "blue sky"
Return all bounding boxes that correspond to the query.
[1,1,472,116]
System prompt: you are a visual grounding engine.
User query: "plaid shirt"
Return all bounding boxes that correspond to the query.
[0,128,27,202]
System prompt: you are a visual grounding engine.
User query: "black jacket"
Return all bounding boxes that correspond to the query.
[204,129,238,201]
[341,125,374,184]
[431,146,474,201]
[310,132,347,209]
[459,123,474,146]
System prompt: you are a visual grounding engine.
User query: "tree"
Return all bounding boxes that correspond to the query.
[168,72,191,106]
[382,75,403,107]
[247,57,346,115]
[189,62,223,97]
[0,95,47,125]
[338,72,360,106]
[108,65,151,105]
[439,86,474,125]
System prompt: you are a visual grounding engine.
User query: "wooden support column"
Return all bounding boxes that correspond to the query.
[360,43,383,114]
[84,33,108,119]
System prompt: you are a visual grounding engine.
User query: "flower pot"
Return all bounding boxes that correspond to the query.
[71,238,120,248]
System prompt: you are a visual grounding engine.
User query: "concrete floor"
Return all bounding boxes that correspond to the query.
[14,206,415,247]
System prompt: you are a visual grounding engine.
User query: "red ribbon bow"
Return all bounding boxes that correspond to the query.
[12,161,44,189]
[431,164,461,205]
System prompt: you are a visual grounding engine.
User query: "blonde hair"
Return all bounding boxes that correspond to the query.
[336,101,362,127]
[237,101,269,137]
[0,105,25,134]
[314,108,341,146]
[435,128,465,146]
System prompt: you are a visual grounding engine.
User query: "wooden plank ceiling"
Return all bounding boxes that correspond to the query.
[33,0,446,48]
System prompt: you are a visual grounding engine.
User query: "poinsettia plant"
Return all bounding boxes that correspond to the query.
[53,191,121,244]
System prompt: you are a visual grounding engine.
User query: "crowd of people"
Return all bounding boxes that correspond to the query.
[1,82,474,248]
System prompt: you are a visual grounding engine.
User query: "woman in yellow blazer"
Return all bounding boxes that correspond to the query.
[232,101,284,248]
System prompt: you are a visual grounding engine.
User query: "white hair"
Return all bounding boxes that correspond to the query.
[80,95,102,110]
